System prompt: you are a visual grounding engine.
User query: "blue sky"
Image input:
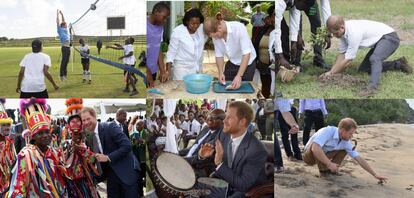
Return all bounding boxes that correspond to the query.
[0,0,146,39]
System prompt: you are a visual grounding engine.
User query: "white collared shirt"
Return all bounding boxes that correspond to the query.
[166,24,207,73]
[186,119,201,136]
[230,129,248,160]
[273,0,301,54]
[339,20,394,60]
[304,126,359,158]
[213,21,257,65]
[94,123,103,153]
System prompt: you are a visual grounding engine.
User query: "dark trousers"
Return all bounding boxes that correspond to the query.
[301,1,325,66]
[256,60,272,98]
[303,109,325,146]
[358,32,401,87]
[107,168,139,198]
[280,17,302,66]
[277,107,301,160]
[60,46,71,77]
[20,89,49,98]
[224,60,256,81]
[274,111,283,168]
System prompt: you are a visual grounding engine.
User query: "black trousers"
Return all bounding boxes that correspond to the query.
[277,107,301,159]
[301,1,325,66]
[60,46,71,77]
[303,109,325,146]
[224,60,256,81]
[20,89,49,98]
[274,111,283,167]
[107,168,139,198]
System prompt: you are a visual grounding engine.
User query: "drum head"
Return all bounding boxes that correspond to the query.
[197,177,228,188]
[156,152,196,191]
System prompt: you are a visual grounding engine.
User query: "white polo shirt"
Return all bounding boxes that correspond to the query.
[19,52,51,93]
[213,21,256,65]
[339,20,395,60]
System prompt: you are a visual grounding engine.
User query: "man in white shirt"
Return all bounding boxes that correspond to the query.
[204,18,257,89]
[322,16,412,96]
[183,112,201,148]
[304,118,387,183]
[272,0,302,68]
[16,39,59,98]
[295,0,332,68]
[107,37,138,96]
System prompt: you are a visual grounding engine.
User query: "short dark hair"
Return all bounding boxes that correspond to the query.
[31,39,42,53]
[182,8,204,26]
[152,1,170,13]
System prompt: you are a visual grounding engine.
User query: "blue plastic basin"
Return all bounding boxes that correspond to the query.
[183,74,213,94]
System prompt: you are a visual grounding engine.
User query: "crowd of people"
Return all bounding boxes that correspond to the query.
[146,99,274,197]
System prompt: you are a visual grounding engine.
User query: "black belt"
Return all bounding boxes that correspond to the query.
[305,109,322,113]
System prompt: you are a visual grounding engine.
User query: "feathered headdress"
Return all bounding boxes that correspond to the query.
[0,98,13,125]
[65,98,83,116]
[19,98,50,138]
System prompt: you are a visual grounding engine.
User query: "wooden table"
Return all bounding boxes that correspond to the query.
[148,80,261,99]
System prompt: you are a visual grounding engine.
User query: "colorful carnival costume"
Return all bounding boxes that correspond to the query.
[8,98,68,198]
[0,99,17,197]
[63,98,100,198]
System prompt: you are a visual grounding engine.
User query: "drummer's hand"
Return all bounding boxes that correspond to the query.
[199,143,215,159]
[219,73,226,85]
[214,139,224,166]
[231,75,242,89]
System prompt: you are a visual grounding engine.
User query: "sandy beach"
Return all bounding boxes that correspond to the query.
[275,124,414,198]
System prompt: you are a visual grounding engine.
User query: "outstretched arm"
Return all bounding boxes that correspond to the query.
[106,45,124,50]
[354,156,388,183]
[60,10,65,23]
[56,9,60,25]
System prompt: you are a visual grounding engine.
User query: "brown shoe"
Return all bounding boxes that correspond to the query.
[358,85,378,98]
[399,56,413,74]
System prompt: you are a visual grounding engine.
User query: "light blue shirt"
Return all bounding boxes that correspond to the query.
[299,99,328,115]
[275,98,291,112]
[304,126,359,158]
[57,25,70,45]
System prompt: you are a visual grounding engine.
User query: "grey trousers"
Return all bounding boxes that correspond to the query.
[358,32,401,87]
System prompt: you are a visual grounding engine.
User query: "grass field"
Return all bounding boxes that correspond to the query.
[0,45,147,98]
[278,0,414,99]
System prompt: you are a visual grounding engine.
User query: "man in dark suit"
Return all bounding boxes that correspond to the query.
[115,108,130,139]
[197,101,268,197]
[179,109,225,176]
[80,107,140,198]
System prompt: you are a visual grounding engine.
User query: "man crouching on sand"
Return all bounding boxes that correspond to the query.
[303,117,387,183]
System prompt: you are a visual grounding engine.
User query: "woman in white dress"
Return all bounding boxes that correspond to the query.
[165,8,207,80]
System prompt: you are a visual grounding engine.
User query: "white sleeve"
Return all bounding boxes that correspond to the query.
[275,0,285,54]
[166,28,180,63]
[238,23,253,55]
[44,54,52,67]
[289,7,301,42]
[320,0,332,26]
[213,38,224,58]
[19,55,27,67]
[344,29,362,60]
